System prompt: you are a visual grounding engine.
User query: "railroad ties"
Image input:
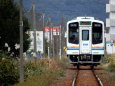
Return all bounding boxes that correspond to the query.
[72,66,103,86]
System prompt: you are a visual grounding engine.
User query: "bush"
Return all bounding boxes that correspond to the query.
[24,61,46,78]
[0,58,19,86]
[107,64,115,72]
[102,55,115,72]
[14,58,68,86]
[102,55,114,64]
[0,51,8,59]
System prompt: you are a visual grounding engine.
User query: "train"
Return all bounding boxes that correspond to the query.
[66,17,105,68]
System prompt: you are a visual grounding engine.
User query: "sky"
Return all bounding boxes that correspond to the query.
[20,0,109,24]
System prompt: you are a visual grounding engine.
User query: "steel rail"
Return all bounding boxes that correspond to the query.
[72,70,79,86]
[72,67,103,86]
[92,70,103,86]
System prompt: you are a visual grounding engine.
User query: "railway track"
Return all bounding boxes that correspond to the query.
[92,69,103,86]
[72,66,103,86]
[72,70,79,86]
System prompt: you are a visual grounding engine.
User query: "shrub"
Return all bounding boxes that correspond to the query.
[0,58,19,86]
[102,55,114,64]
[0,51,8,59]
[107,64,115,72]
[14,58,68,86]
[102,55,115,72]
[24,61,46,78]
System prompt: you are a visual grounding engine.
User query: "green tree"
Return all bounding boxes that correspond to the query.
[0,0,30,57]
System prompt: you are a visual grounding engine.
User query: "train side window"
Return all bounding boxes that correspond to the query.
[69,22,79,44]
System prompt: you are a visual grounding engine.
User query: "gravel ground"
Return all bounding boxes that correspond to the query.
[95,67,115,86]
[76,66,99,86]
[51,65,77,86]
[51,65,115,86]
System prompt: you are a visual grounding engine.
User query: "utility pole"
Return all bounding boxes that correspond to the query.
[19,0,24,83]
[46,19,50,59]
[51,23,55,58]
[48,46,50,59]
[50,23,54,58]
[48,18,51,59]
[60,15,66,55]
[59,25,62,60]
[42,14,45,57]
[56,27,59,57]
[32,3,37,57]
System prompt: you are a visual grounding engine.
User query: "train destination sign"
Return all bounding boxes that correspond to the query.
[80,21,91,25]
[93,22,102,28]
[69,22,78,28]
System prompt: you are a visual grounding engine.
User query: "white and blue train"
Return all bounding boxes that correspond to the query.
[66,17,105,68]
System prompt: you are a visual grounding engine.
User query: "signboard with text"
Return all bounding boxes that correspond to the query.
[44,27,60,35]
[36,31,43,53]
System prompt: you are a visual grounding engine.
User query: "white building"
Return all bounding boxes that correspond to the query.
[106,0,115,54]
[106,0,115,39]
[28,30,43,54]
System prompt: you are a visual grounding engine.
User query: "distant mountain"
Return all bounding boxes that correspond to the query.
[22,0,108,24]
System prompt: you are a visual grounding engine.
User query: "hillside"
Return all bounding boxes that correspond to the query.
[23,0,108,24]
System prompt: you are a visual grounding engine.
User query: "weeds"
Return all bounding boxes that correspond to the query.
[0,53,68,86]
[59,71,66,77]
[15,70,58,86]
[14,57,68,86]
[0,58,19,86]
[102,55,115,79]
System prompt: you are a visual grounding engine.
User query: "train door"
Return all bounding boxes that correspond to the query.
[80,27,92,54]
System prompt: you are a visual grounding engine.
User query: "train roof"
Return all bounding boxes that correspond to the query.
[67,17,104,24]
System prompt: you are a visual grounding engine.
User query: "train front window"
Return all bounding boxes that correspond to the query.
[69,22,79,44]
[82,30,89,40]
[92,22,102,44]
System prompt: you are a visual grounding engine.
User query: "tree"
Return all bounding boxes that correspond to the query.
[0,0,30,57]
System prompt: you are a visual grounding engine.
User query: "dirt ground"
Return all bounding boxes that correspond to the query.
[95,66,115,86]
[76,66,99,86]
[51,65,115,86]
[51,65,77,86]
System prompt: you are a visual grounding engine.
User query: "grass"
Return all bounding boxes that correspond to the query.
[14,57,68,86]
[103,55,115,71]
[14,71,58,86]
[95,55,115,85]
[101,55,115,79]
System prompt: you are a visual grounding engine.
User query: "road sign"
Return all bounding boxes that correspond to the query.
[114,43,115,46]
[63,46,67,51]
[110,43,113,47]
[106,41,110,44]
[111,40,114,43]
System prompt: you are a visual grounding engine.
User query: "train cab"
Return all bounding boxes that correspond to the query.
[66,17,105,67]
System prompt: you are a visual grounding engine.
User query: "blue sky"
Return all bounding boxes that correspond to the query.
[21,0,108,24]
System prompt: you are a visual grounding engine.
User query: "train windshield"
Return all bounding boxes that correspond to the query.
[69,22,79,44]
[92,22,103,44]
[82,30,89,40]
